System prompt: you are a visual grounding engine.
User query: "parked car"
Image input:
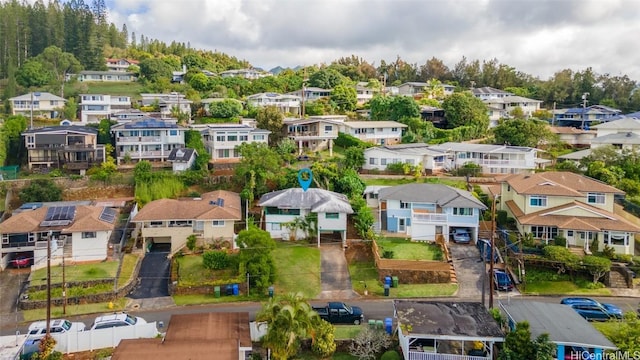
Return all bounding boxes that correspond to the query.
[10,253,31,268]
[560,297,622,321]
[451,228,471,244]
[477,238,498,263]
[90,312,147,330]
[492,269,514,291]
[27,319,86,339]
[312,302,364,325]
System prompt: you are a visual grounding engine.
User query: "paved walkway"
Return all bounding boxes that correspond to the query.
[317,244,359,300]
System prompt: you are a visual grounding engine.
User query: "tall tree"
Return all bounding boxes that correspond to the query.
[330,84,357,112]
[255,106,285,144]
[441,91,489,132]
[36,45,82,96]
[419,57,451,82]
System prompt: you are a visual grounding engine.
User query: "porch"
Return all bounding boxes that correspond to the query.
[407,352,488,360]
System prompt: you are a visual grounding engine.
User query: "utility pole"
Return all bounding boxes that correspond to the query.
[300,69,308,119]
[46,231,52,336]
[551,102,556,126]
[489,196,499,309]
[580,92,589,130]
[62,252,66,315]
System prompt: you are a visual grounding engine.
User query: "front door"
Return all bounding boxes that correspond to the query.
[398,218,406,232]
[565,230,576,246]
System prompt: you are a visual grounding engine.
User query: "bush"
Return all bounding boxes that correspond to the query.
[553,236,567,247]
[202,251,230,270]
[496,210,508,226]
[335,132,370,149]
[380,350,402,360]
[601,245,615,259]
[382,250,394,259]
[543,245,580,268]
[186,235,197,252]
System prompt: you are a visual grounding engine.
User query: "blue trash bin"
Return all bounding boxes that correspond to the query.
[232,283,239,296]
[385,318,393,334]
[384,276,392,287]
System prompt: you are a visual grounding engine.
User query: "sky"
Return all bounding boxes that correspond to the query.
[105,0,640,81]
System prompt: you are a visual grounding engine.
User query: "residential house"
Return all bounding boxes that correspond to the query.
[284,117,342,156]
[167,148,197,173]
[79,94,132,124]
[394,300,504,360]
[258,188,354,247]
[397,82,455,98]
[590,116,640,149]
[471,86,512,100]
[363,143,448,174]
[482,95,542,126]
[338,121,407,146]
[111,118,186,165]
[246,92,301,115]
[194,123,270,165]
[22,126,105,172]
[498,171,640,255]
[0,203,119,270]
[549,126,596,147]
[172,65,187,83]
[219,68,270,79]
[110,109,152,123]
[139,93,192,119]
[75,71,136,82]
[500,301,616,359]
[287,87,332,102]
[552,105,622,128]
[420,106,446,127]
[132,190,241,255]
[111,312,252,360]
[355,82,378,104]
[9,92,65,119]
[428,142,541,175]
[105,58,139,72]
[379,184,487,242]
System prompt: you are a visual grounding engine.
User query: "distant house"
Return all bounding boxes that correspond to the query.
[219,68,270,80]
[549,126,596,147]
[355,82,378,104]
[9,92,66,119]
[284,117,342,155]
[75,71,136,82]
[395,300,504,360]
[482,95,542,126]
[111,118,187,165]
[22,126,105,172]
[105,58,139,72]
[0,204,119,269]
[139,93,192,119]
[378,184,487,242]
[246,92,301,115]
[79,94,132,124]
[110,109,152,123]
[132,190,242,254]
[363,143,448,174]
[500,301,616,359]
[590,116,640,149]
[194,123,270,165]
[397,82,455,98]
[471,86,512,100]
[499,171,640,255]
[428,142,542,175]
[287,87,332,102]
[111,312,252,360]
[258,188,354,246]
[338,121,407,146]
[552,105,622,128]
[167,148,197,173]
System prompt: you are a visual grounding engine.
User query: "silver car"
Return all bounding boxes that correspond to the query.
[451,229,471,244]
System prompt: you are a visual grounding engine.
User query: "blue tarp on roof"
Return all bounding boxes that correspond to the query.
[123,118,178,129]
[19,202,43,210]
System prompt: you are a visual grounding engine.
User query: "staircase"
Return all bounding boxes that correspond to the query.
[449,263,458,284]
[62,236,72,260]
[567,246,585,257]
[608,270,629,288]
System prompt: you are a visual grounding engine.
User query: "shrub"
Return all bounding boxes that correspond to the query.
[380,350,402,360]
[186,235,197,252]
[543,245,580,269]
[382,250,394,259]
[335,132,370,149]
[385,162,405,174]
[311,320,336,358]
[496,210,508,226]
[349,328,392,360]
[601,245,616,259]
[202,251,230,270]
[553,236,567,247]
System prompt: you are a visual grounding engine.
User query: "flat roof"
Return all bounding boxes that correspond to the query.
[394,300,504,340]
[500,301,616,349]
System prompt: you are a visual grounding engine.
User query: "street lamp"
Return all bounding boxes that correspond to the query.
[30,92,41,129]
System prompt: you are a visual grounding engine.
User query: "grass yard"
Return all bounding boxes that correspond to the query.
[376,237,443,261]
[175,254,238,286]
[22,298,128,321]
[65,82,144,99]
[272,242,321,299]
[334,325,363,339]
[348,261,457,297]
[30,261,119,287]
[522,268,612,296]
[117,254,140,286]
[363,177,466,189]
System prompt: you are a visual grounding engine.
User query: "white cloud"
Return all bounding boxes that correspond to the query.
[104,0,640,81]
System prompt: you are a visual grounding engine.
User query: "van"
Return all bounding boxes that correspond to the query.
[27,319,86,339]
[90,313,147,330]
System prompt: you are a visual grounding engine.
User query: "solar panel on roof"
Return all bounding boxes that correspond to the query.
[44,206,76,221]
[217,198,224,207]
[40,220,71,227]
[99,207,117,223]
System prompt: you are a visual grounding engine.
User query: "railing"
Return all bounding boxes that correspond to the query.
[117,136,162,143]
[412,213,448,223]
[64,144,95,150]
[460,159,528,167]
[2,241,32,248]
[408,352,488,360]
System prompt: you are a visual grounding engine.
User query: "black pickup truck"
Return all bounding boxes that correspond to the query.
[312,302,364,325]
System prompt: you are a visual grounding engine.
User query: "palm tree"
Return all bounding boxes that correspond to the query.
[256,293,320,360]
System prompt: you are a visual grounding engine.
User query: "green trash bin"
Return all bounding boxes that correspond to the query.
[368,319,376,328]
[392,276,399,288]
[214,286,221,298]
[376,320,384,329]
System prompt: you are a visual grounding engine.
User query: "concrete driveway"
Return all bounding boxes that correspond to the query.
[317,244,359,300]
[0,268,29,326]
[448,242,486,299]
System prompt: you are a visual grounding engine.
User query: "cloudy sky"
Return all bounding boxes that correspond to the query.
[106,0,640,81]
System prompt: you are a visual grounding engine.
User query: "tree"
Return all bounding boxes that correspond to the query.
[581,255,611,284]
[343,147,365,171]
[208,99,243,119]
[62,97,78,120]
[330,84,357,112]
[349,327,392,360]
[15,60,52,88]
[235,142,285,200]
[138,57,173,82]
[499,321,554,360]
[236,226,276,292]
[492,119,556,147]
[0,115,28,166]
[308,68,345,89]
[19,179,63,202]
[369,95,419,121]
[442,92,489,134]
[133,160,153,184]
[256,293,323,360]
[36,46,83,97]
[256,105,285,144]
[185,129,210,171]
[335,169,366,199]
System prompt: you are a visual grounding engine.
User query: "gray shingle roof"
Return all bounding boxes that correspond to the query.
[22,125,98,135]
[258,188,353,214]
[168,148,196,162]
[379,184,487,209]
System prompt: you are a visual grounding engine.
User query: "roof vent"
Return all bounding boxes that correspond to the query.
[627,132,632,137]
[192,197,202,201]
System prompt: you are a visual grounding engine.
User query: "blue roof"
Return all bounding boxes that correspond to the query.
[19,202,43,210]
[123,118,178,129]
[565,108,584,114]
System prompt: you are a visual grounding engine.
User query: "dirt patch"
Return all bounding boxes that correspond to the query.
[345,241,372,263]
[63,185,134,201]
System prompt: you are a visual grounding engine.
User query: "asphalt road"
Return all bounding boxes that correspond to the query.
[127,244,170,299]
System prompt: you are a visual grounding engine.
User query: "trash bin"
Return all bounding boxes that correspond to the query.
[384,276,392,287]
[214,286,221,298]
[226,284,233,296]
[384,284,390,297]
[232,283,239,296]
[376,320,384,329]
[392,276,399,288]
[385,318,393,334]
[368,319,376,328]
[268,286,274,298]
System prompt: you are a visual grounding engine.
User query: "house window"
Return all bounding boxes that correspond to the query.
[529,195,547,207]
[605,231,627,246]
[453,208,473,216]
[194,221,204,231]
[253,135,265,141]
[405,159,415,165]
[391,127,398,132]
[325,213,339,219]
[531,226,557,239]
[2,234,8,244]
[28,233,35,242]
[325,125,333,132]
[381,158,387,166]
[216,135,225,142]
[239,135,248,141]
[587,193,605,204]
[169,220,192,227]
[265,207,301,215]
[149,221,163,227]
[82,232,96,239]
[400,201,411,209]
[227,135,238,141]
[212,220,225,227]
[217,149,230,158]
[271,223,281,231]
[369,158,377,165]
[567,230,574,236]
[169,130,178,136]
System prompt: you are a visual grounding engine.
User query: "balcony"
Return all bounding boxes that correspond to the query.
[288,132,337,140]
[64,144,95,151]
[29,156,57,163]
[117,136,162,143]
[407,352,488,360]
[412,213,448,223]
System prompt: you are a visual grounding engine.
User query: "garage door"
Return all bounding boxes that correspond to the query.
[411,224,436,241]
[149,236,171,244]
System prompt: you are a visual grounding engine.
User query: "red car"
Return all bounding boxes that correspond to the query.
[11,254,31,268]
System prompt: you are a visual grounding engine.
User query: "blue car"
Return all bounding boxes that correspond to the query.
[492,269,514,291]
[560,297,622,321]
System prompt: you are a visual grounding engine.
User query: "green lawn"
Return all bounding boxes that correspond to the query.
[65,81,144,99]
[22,298,128,321]
[334,325,363,339]
[376,237,443,261]
[117,254,140,286]
[30,261,119,286]
[363,177,466,189]
[522,268,612,296]
[175,254,239,287]
[272,242,321,299]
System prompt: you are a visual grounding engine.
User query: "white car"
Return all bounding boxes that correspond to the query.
[90,313,147,330]
[451,228,471,244]
[27,319,86,339]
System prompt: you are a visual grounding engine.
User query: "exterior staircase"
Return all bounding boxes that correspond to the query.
[62,236,72,260]
[608,270,629,288]
[567,246,585,257]
[449,262,457,284]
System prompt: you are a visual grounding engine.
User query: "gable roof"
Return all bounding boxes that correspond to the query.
[429,142,536,154]
[258,188,354,214]
[502,172,623,196]
[471,87,512,96]
[0,205,118,234]
[9,92,66,102]
[379,184,487,209]
[133,191,241,222]
[167,148,196,162]
[365,143,448,157]
[501,301,616,349]
[22,125,98,136]
[591,117,640,130]
[591,132,640,145]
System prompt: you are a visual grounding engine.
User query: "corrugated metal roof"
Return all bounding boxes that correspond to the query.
[258,188,353,214]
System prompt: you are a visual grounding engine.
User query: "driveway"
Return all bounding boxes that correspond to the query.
[0,268,29,326]
[448,242,486,299]
[317,244,359,300]
[127,243,171,300]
